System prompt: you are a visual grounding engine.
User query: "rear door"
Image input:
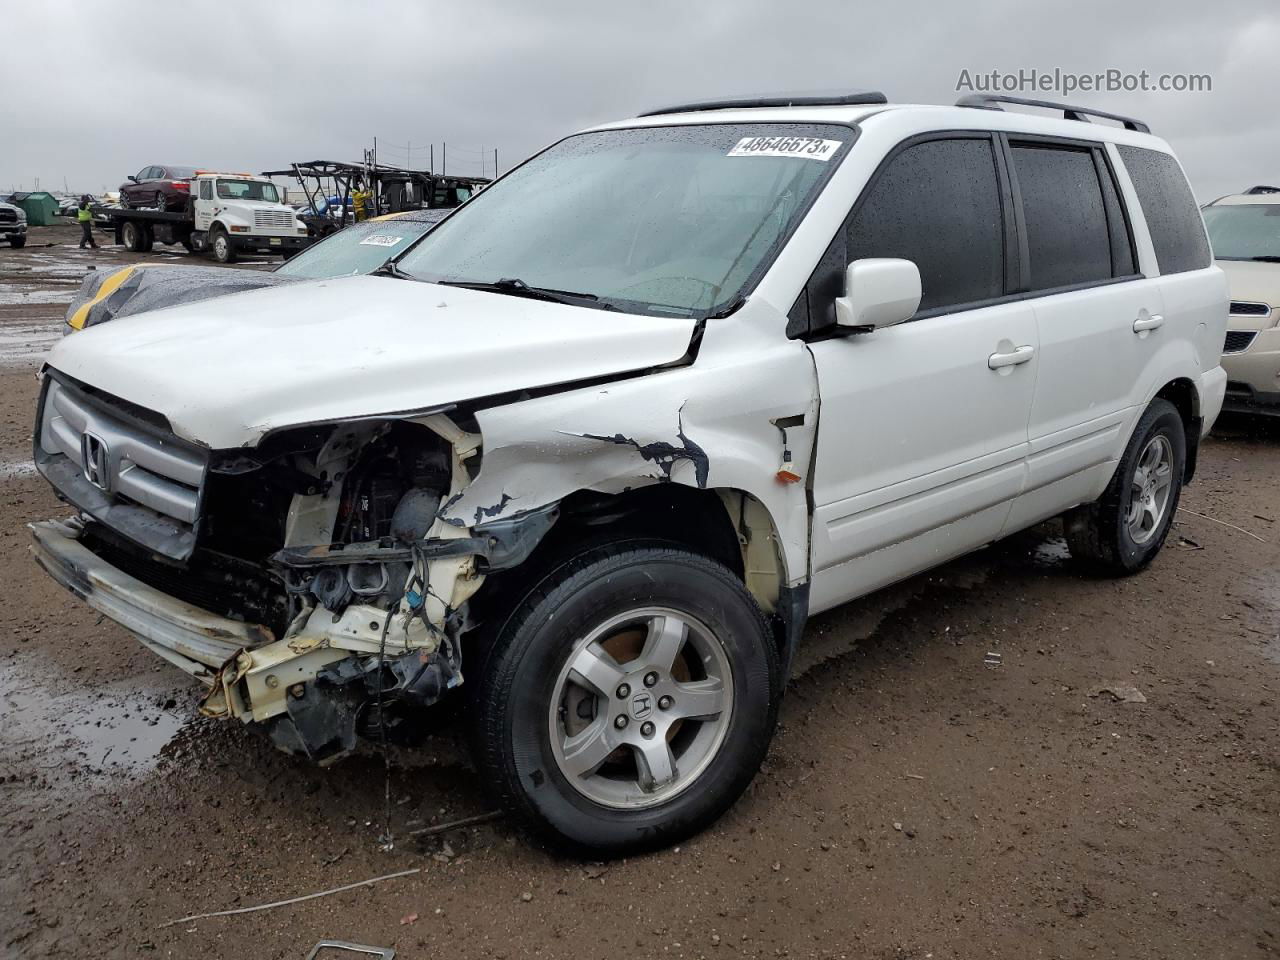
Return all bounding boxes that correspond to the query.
[1004,136,1162,530]
[807,134,1039,609]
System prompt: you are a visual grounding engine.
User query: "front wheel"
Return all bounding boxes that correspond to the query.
[8,236,25,249]
[210,227,236,263]
[471,544,779,856]
[1065,398,1186,574]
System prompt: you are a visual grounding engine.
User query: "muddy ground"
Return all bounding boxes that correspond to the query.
[2,224,1278,959]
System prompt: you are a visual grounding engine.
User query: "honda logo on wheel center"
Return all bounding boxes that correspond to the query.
[629,692,653,720]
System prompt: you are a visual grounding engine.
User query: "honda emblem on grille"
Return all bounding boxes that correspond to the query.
[81,432,111,492]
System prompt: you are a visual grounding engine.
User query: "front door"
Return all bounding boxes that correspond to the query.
[806,135,1038,611]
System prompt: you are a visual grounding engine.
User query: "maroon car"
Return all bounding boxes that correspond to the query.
[120,165,200,211]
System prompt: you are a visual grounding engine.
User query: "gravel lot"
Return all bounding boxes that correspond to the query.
[2,225,1278,959]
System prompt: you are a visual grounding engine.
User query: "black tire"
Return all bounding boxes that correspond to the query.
[121,220,145,252]
[154,191,166,211]
[8,236,25,249]
[471,543,780,856]
[210,227,236,263]
[139,225,154,253]
[179,236,194,253]
[1064,398,1186,575]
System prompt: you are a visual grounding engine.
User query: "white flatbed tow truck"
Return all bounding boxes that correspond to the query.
[96,171,310,262]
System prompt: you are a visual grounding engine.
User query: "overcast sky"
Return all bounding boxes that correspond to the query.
[2,0,1276,201]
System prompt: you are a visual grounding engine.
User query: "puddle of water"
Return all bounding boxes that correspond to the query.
[0,289,75,305]
[0,456,36,480]
[0,320,62,367]
[1030,537,1071,568]
[0,659,199,784]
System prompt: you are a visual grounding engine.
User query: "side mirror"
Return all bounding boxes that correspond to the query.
[835,258,922,331]
[127,175,138,183]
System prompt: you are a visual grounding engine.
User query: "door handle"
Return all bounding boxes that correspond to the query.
[1133,313,1165,332]
[988,345,1035,370]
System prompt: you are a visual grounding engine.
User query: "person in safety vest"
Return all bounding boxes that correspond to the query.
[77,196,97,249]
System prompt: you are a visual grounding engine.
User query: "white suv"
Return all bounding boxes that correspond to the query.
[30,92,1226,853]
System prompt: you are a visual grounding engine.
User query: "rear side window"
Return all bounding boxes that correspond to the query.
[1010,144,1112,290]
[1117,145,1210,274]
[847,137,1004,313]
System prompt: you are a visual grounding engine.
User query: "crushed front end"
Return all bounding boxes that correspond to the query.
[30,369,539,764]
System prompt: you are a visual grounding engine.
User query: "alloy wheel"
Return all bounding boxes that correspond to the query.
[548,607,733,809]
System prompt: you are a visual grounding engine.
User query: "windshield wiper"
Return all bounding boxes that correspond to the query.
[371,260,418,280]
[1248,255,1280,263]
[438,277,605,307]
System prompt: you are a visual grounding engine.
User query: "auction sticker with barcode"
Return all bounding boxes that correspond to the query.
[727,136,843,161]
[359,234,405,247]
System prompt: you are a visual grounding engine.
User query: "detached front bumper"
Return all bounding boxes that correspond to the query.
[29,517,272,679]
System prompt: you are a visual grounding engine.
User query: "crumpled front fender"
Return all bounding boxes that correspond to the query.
[440,329,820,585]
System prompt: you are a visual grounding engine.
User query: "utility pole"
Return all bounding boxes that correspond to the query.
[494,148,499,178]
[407,140,412,169]
[430,144,434,173]
[442,142,446,176]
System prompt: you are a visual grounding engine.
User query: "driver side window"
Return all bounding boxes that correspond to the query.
[846,137,1005,315]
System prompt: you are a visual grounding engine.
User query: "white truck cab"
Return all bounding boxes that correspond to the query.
[30,92,1227,854]
[187,172,308,262]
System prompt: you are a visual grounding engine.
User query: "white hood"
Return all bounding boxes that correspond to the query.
[46,275,697,448]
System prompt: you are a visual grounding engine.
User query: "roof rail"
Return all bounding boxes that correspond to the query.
[955,94,1150,134]
[1244,185,1280,195]
[640,90,888,118]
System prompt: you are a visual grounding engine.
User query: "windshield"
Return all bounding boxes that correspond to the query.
[275,215,442,279]
[1202,204,1280,260]
[395,123,853,317]
[217,179,280,203]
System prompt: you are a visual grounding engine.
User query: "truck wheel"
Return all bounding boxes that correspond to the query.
[1064,398,1186,575]
[471,543,780,856]
[121,221,145,252]
[210,227,236,264]
[8,236,25,249]
[180,236,194,252]
[139,225,154,253]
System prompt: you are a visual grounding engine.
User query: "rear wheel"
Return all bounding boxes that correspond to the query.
[210,227,236,263]
[471,544,779,855]
[1065,398,1186,574]
[154,191,166,211]
[121,220,145,252]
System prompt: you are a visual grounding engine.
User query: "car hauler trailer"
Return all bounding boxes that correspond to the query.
[97,171,310,263]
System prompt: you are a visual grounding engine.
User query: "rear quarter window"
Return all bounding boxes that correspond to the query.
[1117,145,1210,275]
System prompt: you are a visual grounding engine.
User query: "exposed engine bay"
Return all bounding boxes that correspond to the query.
[33,374,558,764]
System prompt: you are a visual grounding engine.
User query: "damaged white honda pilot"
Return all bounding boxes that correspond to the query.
[31,92,1226,853]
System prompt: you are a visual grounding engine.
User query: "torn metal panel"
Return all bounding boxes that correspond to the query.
[442,315,821,583]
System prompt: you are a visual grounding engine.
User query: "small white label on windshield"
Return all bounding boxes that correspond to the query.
[726,136,843,161]
[359,234,405,247]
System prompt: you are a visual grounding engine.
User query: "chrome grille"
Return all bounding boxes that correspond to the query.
[38,378,205,525]
[1223,330,1258,354]
[1229,300,1271,318]
[252,209,298,231]
[0,208,16,223]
